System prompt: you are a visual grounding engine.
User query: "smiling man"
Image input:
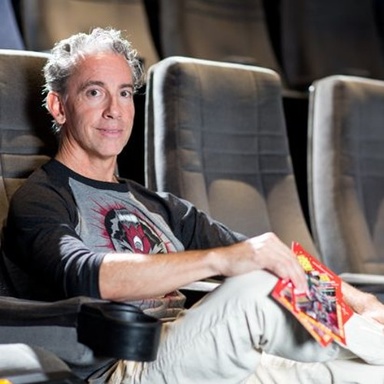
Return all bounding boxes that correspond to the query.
[47,52,135,179]
[3,28,384,384]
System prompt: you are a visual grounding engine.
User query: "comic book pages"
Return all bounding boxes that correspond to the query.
[271,242,353,347]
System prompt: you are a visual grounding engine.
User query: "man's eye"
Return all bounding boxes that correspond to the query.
[87,89,100,97]
[121,90,133,98]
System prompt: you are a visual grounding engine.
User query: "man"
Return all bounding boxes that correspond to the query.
[2,27,384,383]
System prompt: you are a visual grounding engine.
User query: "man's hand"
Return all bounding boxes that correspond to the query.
[342,281,384,325]
[214,232,308,293]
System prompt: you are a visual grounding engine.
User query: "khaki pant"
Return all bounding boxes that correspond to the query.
[99,271,384,383]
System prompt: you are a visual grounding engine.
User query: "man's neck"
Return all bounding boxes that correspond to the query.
[55,152,119,183]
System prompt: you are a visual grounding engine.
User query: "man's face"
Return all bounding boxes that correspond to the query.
[58,52,135,161]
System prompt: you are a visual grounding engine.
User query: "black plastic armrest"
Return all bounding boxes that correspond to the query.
[0,296,162,365]
[180,280,221,308]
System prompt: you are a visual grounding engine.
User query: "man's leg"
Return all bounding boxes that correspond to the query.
[246,353,384,384]
[135,270,341,384]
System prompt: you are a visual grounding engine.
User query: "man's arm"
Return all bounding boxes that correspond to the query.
[99,232,309,302]
[342,281,384,324]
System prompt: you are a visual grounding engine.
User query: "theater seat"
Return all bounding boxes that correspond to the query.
[145,56,315,254]
[0,0,25,49]
[0,49,161,379]
[308,75,384,299]
[280,0,384,91]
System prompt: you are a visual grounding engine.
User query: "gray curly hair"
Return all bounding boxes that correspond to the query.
[43,27,145,133]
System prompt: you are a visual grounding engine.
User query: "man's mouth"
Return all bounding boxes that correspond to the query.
[97,127,123,135]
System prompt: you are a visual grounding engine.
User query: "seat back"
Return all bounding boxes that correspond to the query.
[0,50,162,371]
[0,0,25,49]
[158,0,282,75]
[280,0,384,91]
[308,75,384,274]
[156,0,312,223]
[145,56,316,254]
[19,0,159,71]
[19,0,157,185]
[0,49,56,295]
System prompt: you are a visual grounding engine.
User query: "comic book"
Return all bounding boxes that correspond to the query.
[271,242,353,347]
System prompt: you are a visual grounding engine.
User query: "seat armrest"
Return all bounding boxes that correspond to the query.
[0,296,96,326]
[0,296,162,365]
[180,280,221,308]
[339,273,384,286]
[0,296,101,367]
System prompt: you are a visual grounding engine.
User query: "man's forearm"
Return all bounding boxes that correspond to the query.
[342,281,382,317]
[98,250,218,302]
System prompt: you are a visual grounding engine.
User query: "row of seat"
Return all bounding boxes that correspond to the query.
[0,48,380,287]
[146,56,384,282]
[5,0,384,92]
[0,50,160,383]
[1,2,384,378]
[0,46,383,380]
[4,0,384,222]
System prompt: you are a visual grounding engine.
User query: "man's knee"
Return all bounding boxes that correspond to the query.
[215,270,279,305]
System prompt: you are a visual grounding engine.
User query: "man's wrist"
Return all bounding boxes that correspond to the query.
[342,281,378,314]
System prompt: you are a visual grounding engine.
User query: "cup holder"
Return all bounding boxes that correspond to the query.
[78,302,161,361]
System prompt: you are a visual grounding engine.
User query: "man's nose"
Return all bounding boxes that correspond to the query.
[103,96,121,119]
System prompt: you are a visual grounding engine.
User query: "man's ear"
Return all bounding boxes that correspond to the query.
[46,91,66,126]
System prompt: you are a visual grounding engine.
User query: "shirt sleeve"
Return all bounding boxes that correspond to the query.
[163,192,248,249]
[128,183,248,250]
[3,174,105,301]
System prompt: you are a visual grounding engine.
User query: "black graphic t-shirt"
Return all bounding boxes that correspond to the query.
[3,159,245,316]
[69,178,182,255]
[69,177,186,318]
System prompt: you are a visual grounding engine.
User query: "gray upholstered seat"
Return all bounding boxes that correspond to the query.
[156,0,311,226]
[19,0,159,71]
[0,0,24,50]
[0,50,57,244]
[280,0,384,91]
[158,0,282,76]
[0,48,109,378]
[308,75,384,291]
[145,56,315,254]
[0,49,161,379]
[18,0,156,184]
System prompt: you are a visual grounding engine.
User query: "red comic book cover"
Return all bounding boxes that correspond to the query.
[271,242,353,346]
[271,278,333,347]
[293,242,353,344]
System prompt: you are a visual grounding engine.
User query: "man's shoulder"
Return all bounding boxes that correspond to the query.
[11,159,71,205]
